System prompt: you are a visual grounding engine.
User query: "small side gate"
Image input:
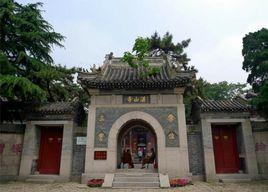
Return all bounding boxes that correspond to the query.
[38,127,63,174]
[212,125,240,173]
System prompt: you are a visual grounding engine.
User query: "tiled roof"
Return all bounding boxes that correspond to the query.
[78,56,195,89]
[198,97,250,112]
[36,102,75,114]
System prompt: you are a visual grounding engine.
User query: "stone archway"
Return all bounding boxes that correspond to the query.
[107,111,166,172]
[117,120,157,169]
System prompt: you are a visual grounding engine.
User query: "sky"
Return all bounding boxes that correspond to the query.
[19,0,268,83]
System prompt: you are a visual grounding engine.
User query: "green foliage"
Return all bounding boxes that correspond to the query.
[0,75,46,101]
[0,0,82,103]
[148,32,192,70]
[252,81,268,117]
[122,37,160,76]
[242,28,268,92]
[184,78,247,121]
[195,78,247,100]
[242,28,268,116]
[122,32,192,76]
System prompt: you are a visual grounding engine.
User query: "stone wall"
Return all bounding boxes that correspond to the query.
[187,125,205,176]
[71,126,86,181]
[0,124,25,182]
[252,121,268,177]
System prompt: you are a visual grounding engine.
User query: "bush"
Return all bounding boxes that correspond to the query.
[170,178,190,187]
[87,179,104,187]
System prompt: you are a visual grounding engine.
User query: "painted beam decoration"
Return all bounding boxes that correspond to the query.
[123,95,150,104]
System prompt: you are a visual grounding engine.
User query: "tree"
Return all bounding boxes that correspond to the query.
[122,32,193,75]
[147,32,192,70]
[0,0,77,102]
[184,78,247,121]
[195,78,247,100]
[242,28,268,116]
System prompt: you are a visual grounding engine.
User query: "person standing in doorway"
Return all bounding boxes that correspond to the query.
[122,149,134,168]
[141,148,155,169]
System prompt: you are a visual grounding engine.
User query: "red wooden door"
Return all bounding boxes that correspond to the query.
[212,125,240,173]
[38,127,63,174]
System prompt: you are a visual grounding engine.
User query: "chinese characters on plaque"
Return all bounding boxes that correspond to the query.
[123,95,150,104]
[94,151,107,160]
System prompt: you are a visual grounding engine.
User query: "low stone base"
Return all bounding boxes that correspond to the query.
[192,175,205,181]
[102,173,114,188]
[18,175,69,183]
[159,173,170,188]
[206,173,259,182]
[0,175,18,183]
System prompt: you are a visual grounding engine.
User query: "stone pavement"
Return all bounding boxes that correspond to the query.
[0,181,268,192]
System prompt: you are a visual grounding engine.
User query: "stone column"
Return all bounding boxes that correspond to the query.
[19,122,37,177]
[177,102,191,177]
[241,119,258,177]
[82,101,96,182]
[59,122,74,177]
[201,119,216,181]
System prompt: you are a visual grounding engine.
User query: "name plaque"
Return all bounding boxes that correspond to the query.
[94,151,107,160]
[123,95,150,104]
[76,137,87,145]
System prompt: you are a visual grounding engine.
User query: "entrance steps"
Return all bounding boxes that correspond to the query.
[24,175,68,183]
[112,172,160,188]
[217,174,253,183]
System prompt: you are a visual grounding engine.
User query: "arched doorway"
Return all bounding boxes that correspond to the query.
[117,120,157,170]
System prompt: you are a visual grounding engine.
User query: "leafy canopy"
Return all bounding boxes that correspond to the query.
[122,32,193,76]
[194,78,247,100]
[242,28,268,92]
[0,0,80,102]
[184,78,247,121]
[242,28,268,116]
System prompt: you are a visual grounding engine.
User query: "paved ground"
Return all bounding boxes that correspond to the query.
[0,181,268,192]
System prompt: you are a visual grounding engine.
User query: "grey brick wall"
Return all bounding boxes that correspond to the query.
[71,127,86,180]
[187,132,205,175]
[71,141,86,176]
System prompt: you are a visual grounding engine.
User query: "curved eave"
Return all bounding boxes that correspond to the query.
[79,78,191,90]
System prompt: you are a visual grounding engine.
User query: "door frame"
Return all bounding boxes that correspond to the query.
[19,121,74,179]
[212,124,240,173]
[38,126,63,174]
[200,118,258,181]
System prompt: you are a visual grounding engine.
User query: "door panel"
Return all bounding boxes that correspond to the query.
[38,127,63,174]
[212,125,240,173]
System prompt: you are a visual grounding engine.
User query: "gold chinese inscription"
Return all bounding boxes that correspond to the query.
[97,131,106,142]
[124,95,149,104]
[167,131,176,140]
[97,114,105,124]
[167,113,176,122]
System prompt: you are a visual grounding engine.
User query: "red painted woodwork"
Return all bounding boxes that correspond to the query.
[212,125,240,173]
[38,127,63,174]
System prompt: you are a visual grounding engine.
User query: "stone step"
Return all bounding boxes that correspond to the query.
[116,168,157,173]
[24,175,68,183]
[217,174,252,179]
[112,172,160,188]
[115,173,159,177]
[112,181,160,188]
[221,178,252,183]
[113,176,159,182]
[25,178,55,183]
